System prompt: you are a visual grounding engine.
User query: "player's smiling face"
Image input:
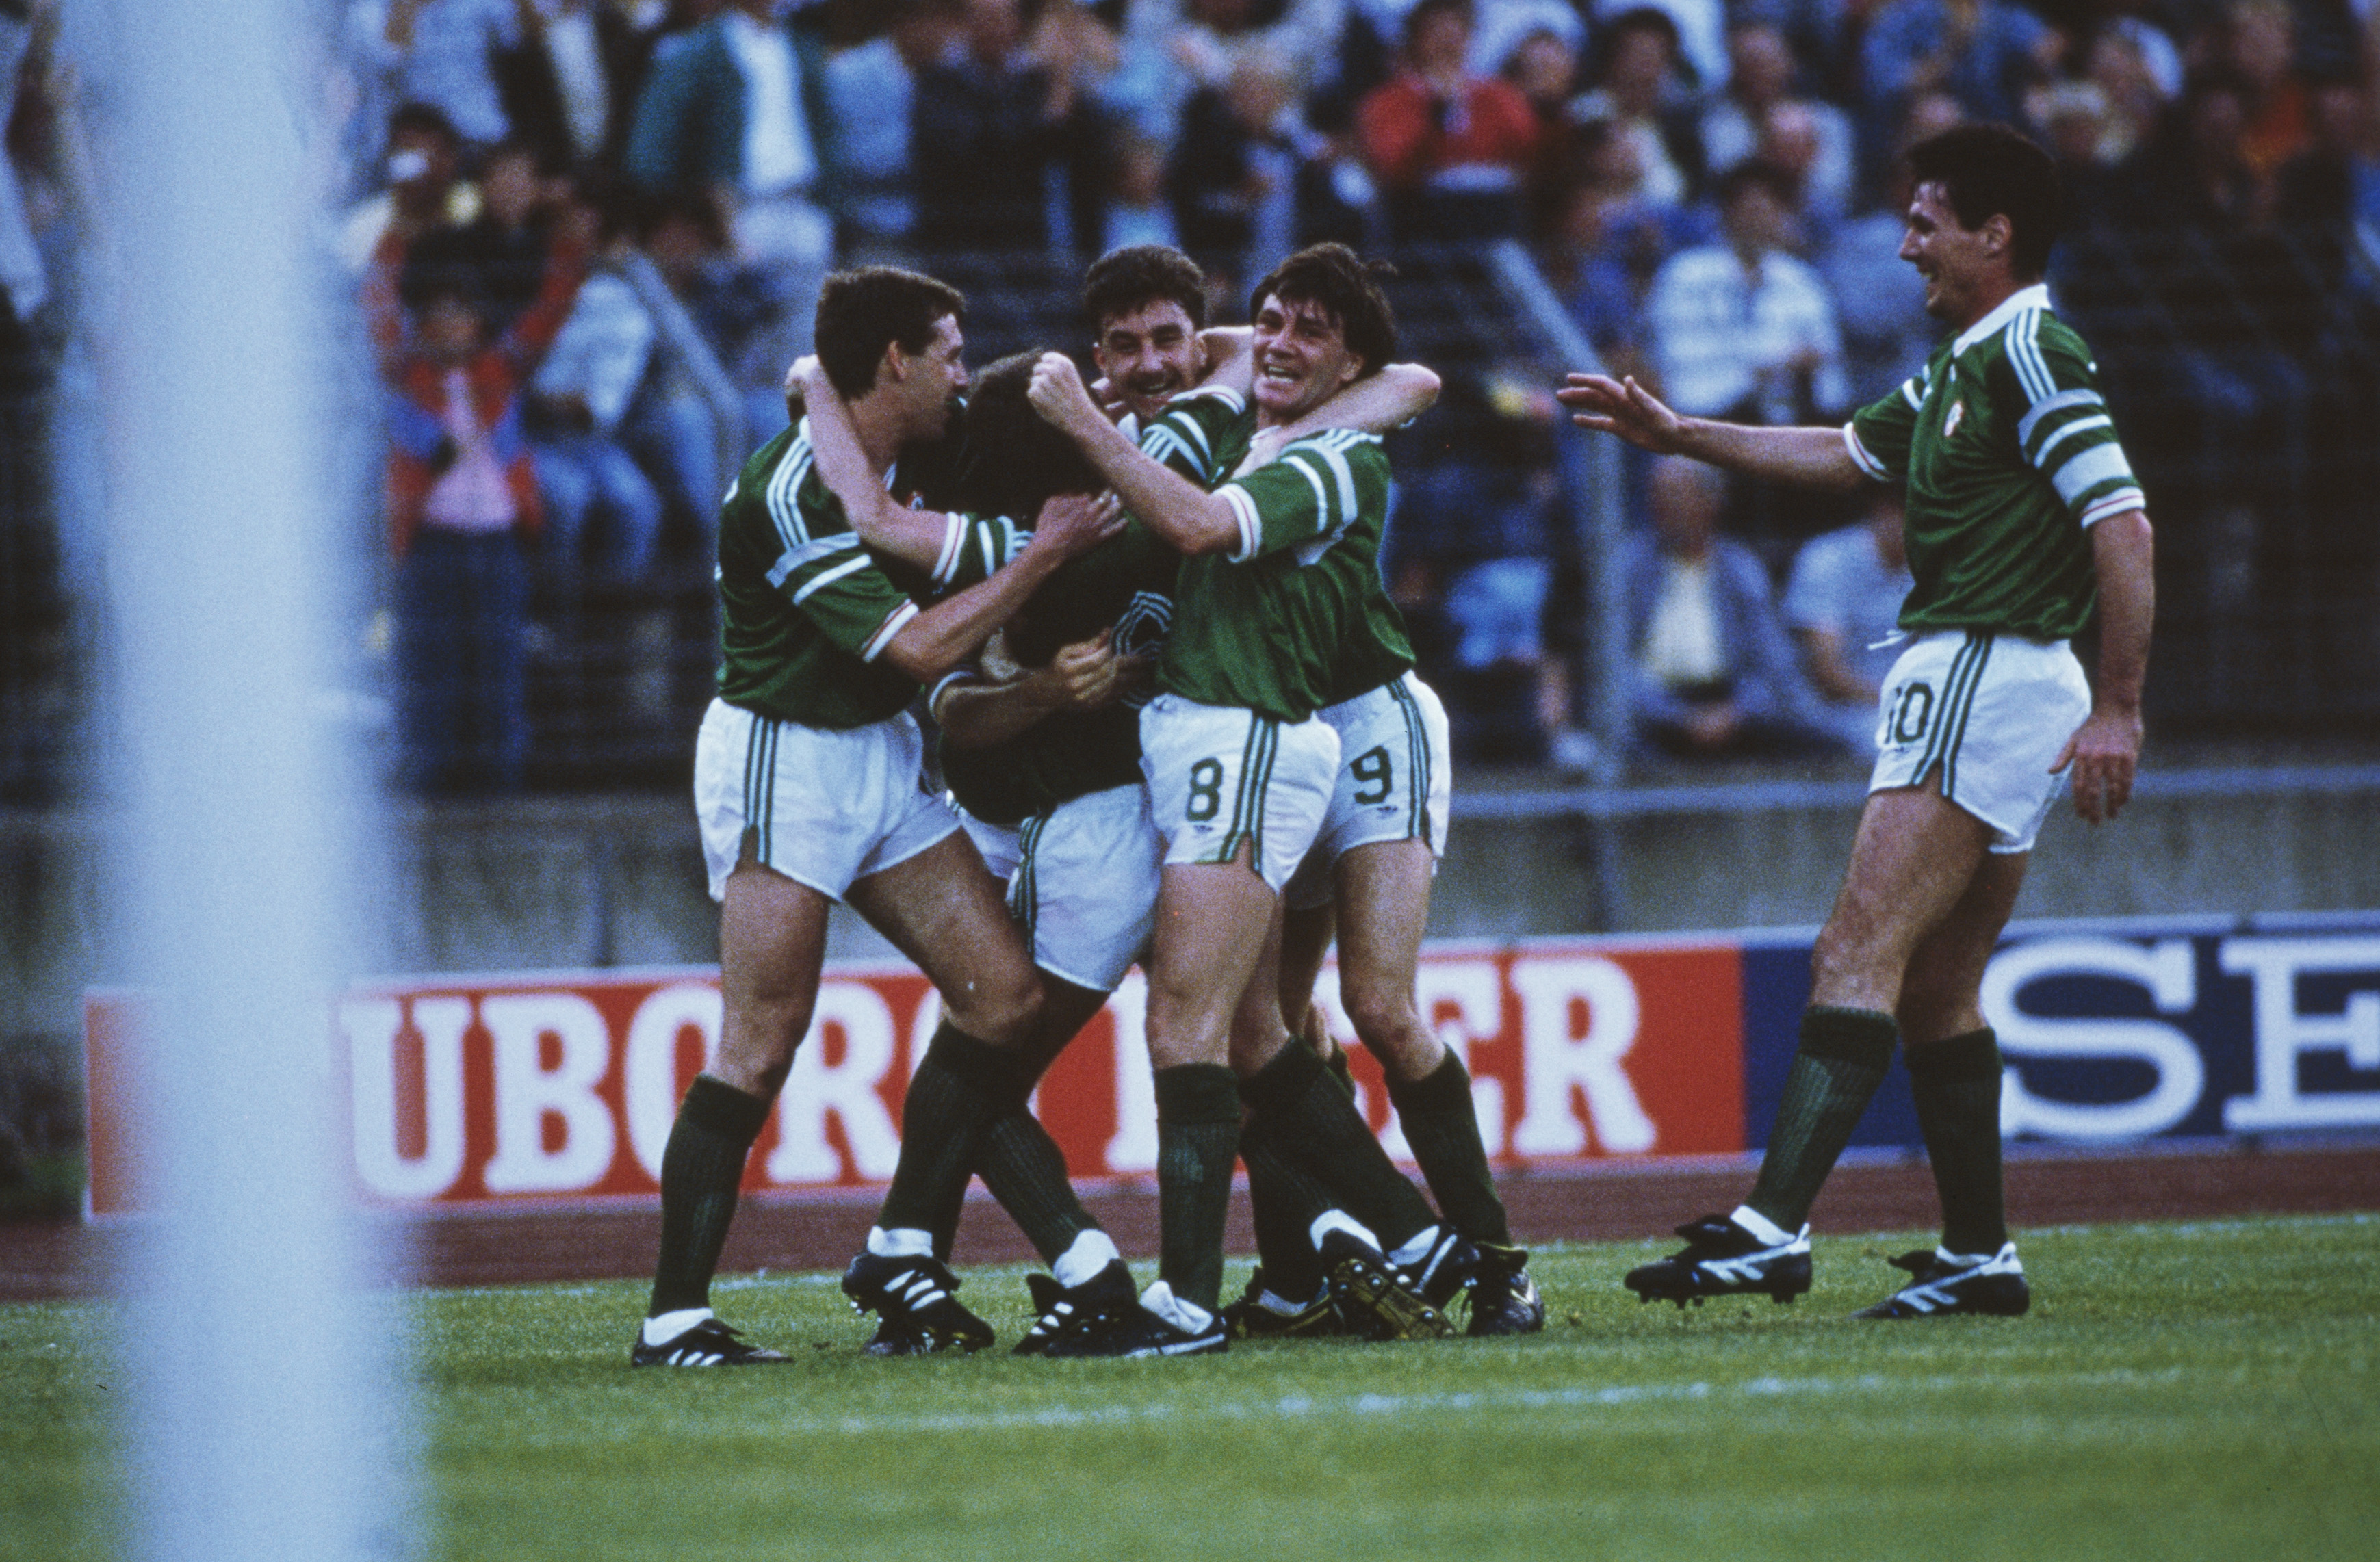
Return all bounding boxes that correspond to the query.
[1094,299,1203,423]
[1250,293,1363,422]
[1899,181,2001,328]
[905,314,970,439]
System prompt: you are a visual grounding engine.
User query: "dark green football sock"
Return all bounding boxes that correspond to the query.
[877,1022,1007,1238]
[1239,1040,1438,1251]
[1240,1115,1331,1303]
[1907,1026,2010,1255]
[649,1073,772,1314]
[1746,1006,1898,1234]
[1154,1063,1241,1311]
[1388,1052,1511,1246]
[976,1079,1102,1266]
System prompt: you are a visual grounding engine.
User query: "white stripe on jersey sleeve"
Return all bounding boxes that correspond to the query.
[2049,444,2136,506]
[2006,312,2055,404]
[767,532,860,588]
[765,441,814,551]
[931,511,968,584]
[792,552,875,603]
[1286,436,1358,520]
[2017,387,2101,446]
[2030,414,2112,467]
[1844,424,1891,481]
[1218,484,1263,562]
[862,600,919,662]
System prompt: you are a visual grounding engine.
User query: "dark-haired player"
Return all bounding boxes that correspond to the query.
[630,267,1118,1366]
[1560,123,2154,1318]
[799,252,1439,1353]
[1031,244,1487,1349]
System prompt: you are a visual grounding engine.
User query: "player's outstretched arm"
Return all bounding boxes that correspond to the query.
[880,491,1122,682]
[1557,372,1866,490]
[1029,352,1242,555]
[791,356,961,571]
[2052,508,2154,824]
[933,629,1146,749]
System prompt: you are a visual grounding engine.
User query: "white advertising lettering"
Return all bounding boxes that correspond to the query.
[480,993,617,1194]
[2220,937,2380,1131]
[1510,956,1655,1155]
[1983,937,2203,1140]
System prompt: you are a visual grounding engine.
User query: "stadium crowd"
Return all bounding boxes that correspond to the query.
[2,0,2377,792]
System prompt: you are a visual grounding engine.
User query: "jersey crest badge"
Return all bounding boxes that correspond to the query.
[1943,400,1965,439]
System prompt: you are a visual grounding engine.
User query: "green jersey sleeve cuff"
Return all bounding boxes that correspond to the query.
[1844,424,1892,482]
[860,600,919,662]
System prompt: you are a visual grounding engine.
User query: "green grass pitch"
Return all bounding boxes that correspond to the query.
[5,1213,2375,1561]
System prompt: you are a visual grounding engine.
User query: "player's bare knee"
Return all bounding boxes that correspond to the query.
[946,965,1044,1046]
[1341,983,1432,1069]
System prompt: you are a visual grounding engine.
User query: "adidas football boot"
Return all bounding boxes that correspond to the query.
[840,1250,996,1355]
[1624,1214,1813,1307]
[1852,1244,2031,1319]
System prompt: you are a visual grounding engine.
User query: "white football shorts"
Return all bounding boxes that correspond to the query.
[693,698,960,901]
[1139,692,1339,894]
[1870,629,2093,855]
[996,783,1164,993]
[1284,671,1452,911]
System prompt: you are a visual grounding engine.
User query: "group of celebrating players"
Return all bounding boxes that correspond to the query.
[631,119,2154,1365]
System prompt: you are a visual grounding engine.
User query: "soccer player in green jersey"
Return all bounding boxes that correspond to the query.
[630,268,1120,1367]
[802,248,1447,1354]
[1030,243,1490,1348]
[1560,123,2154,1318]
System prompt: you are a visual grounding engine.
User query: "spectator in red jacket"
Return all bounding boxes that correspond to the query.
[367,226,584,794]
[1356,0,1542,239]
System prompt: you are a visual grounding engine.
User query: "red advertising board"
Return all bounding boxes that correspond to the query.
[82,939,1744,1216]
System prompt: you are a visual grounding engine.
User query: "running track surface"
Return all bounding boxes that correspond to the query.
[5,1142,2375,1301]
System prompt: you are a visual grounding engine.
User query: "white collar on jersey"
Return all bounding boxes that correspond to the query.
[1951,282,2052,356]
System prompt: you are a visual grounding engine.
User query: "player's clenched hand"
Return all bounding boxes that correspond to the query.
[1029,352,1109,439]
[783,354,826,420]
[1029,490,1124,558]
[2051,705,2143,824]
[1555,373,1688,454]
[1039,630,1137,711]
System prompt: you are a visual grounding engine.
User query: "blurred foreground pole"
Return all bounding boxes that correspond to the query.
[79,0,409,1557]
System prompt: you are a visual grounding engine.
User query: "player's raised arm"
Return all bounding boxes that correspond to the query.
[1029,352,1243,555]
[1268,362,1440,451]
[790,356,966,573]
[2052,508,2154,824]
[1558,372,1867,490]
[879,490,1121,682]
[932,628,1146,749]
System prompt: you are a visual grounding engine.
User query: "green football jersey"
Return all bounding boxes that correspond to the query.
[935,389,1213,824]
[1160,421,1401,724]
[1846,284,2145,642]
[938,519,1179,824]
[714,418,1022,730]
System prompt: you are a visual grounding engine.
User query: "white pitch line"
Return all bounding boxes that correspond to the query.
[770,1367,2188,1439]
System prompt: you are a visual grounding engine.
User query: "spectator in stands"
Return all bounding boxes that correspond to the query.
[1644,158,1846,428]
[344,0,523,155]
[1167,48,1360,294]
[375,252,582,794]
[1570,7,1705,208]
[1103,133,1182,252]
[2223,0,2313,179]
[825,0,963,259]
[1783,490,1913,753]
[623,188,741,545]
[1355,0,1543,239]
[493,0,657,174]
[339,100,479,272]
[405,135,567,337]
[1586,0,1729,101]
[1815,88,1954,407]
[1495,23,1584,225]
[1124,0,1351,144]
[1701,20,1853,225]
[622,0,838,417]
[911,0,1097,252]
[1859,0,2057,155]
[526,179,665,585]
[1619,455,1833,759]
